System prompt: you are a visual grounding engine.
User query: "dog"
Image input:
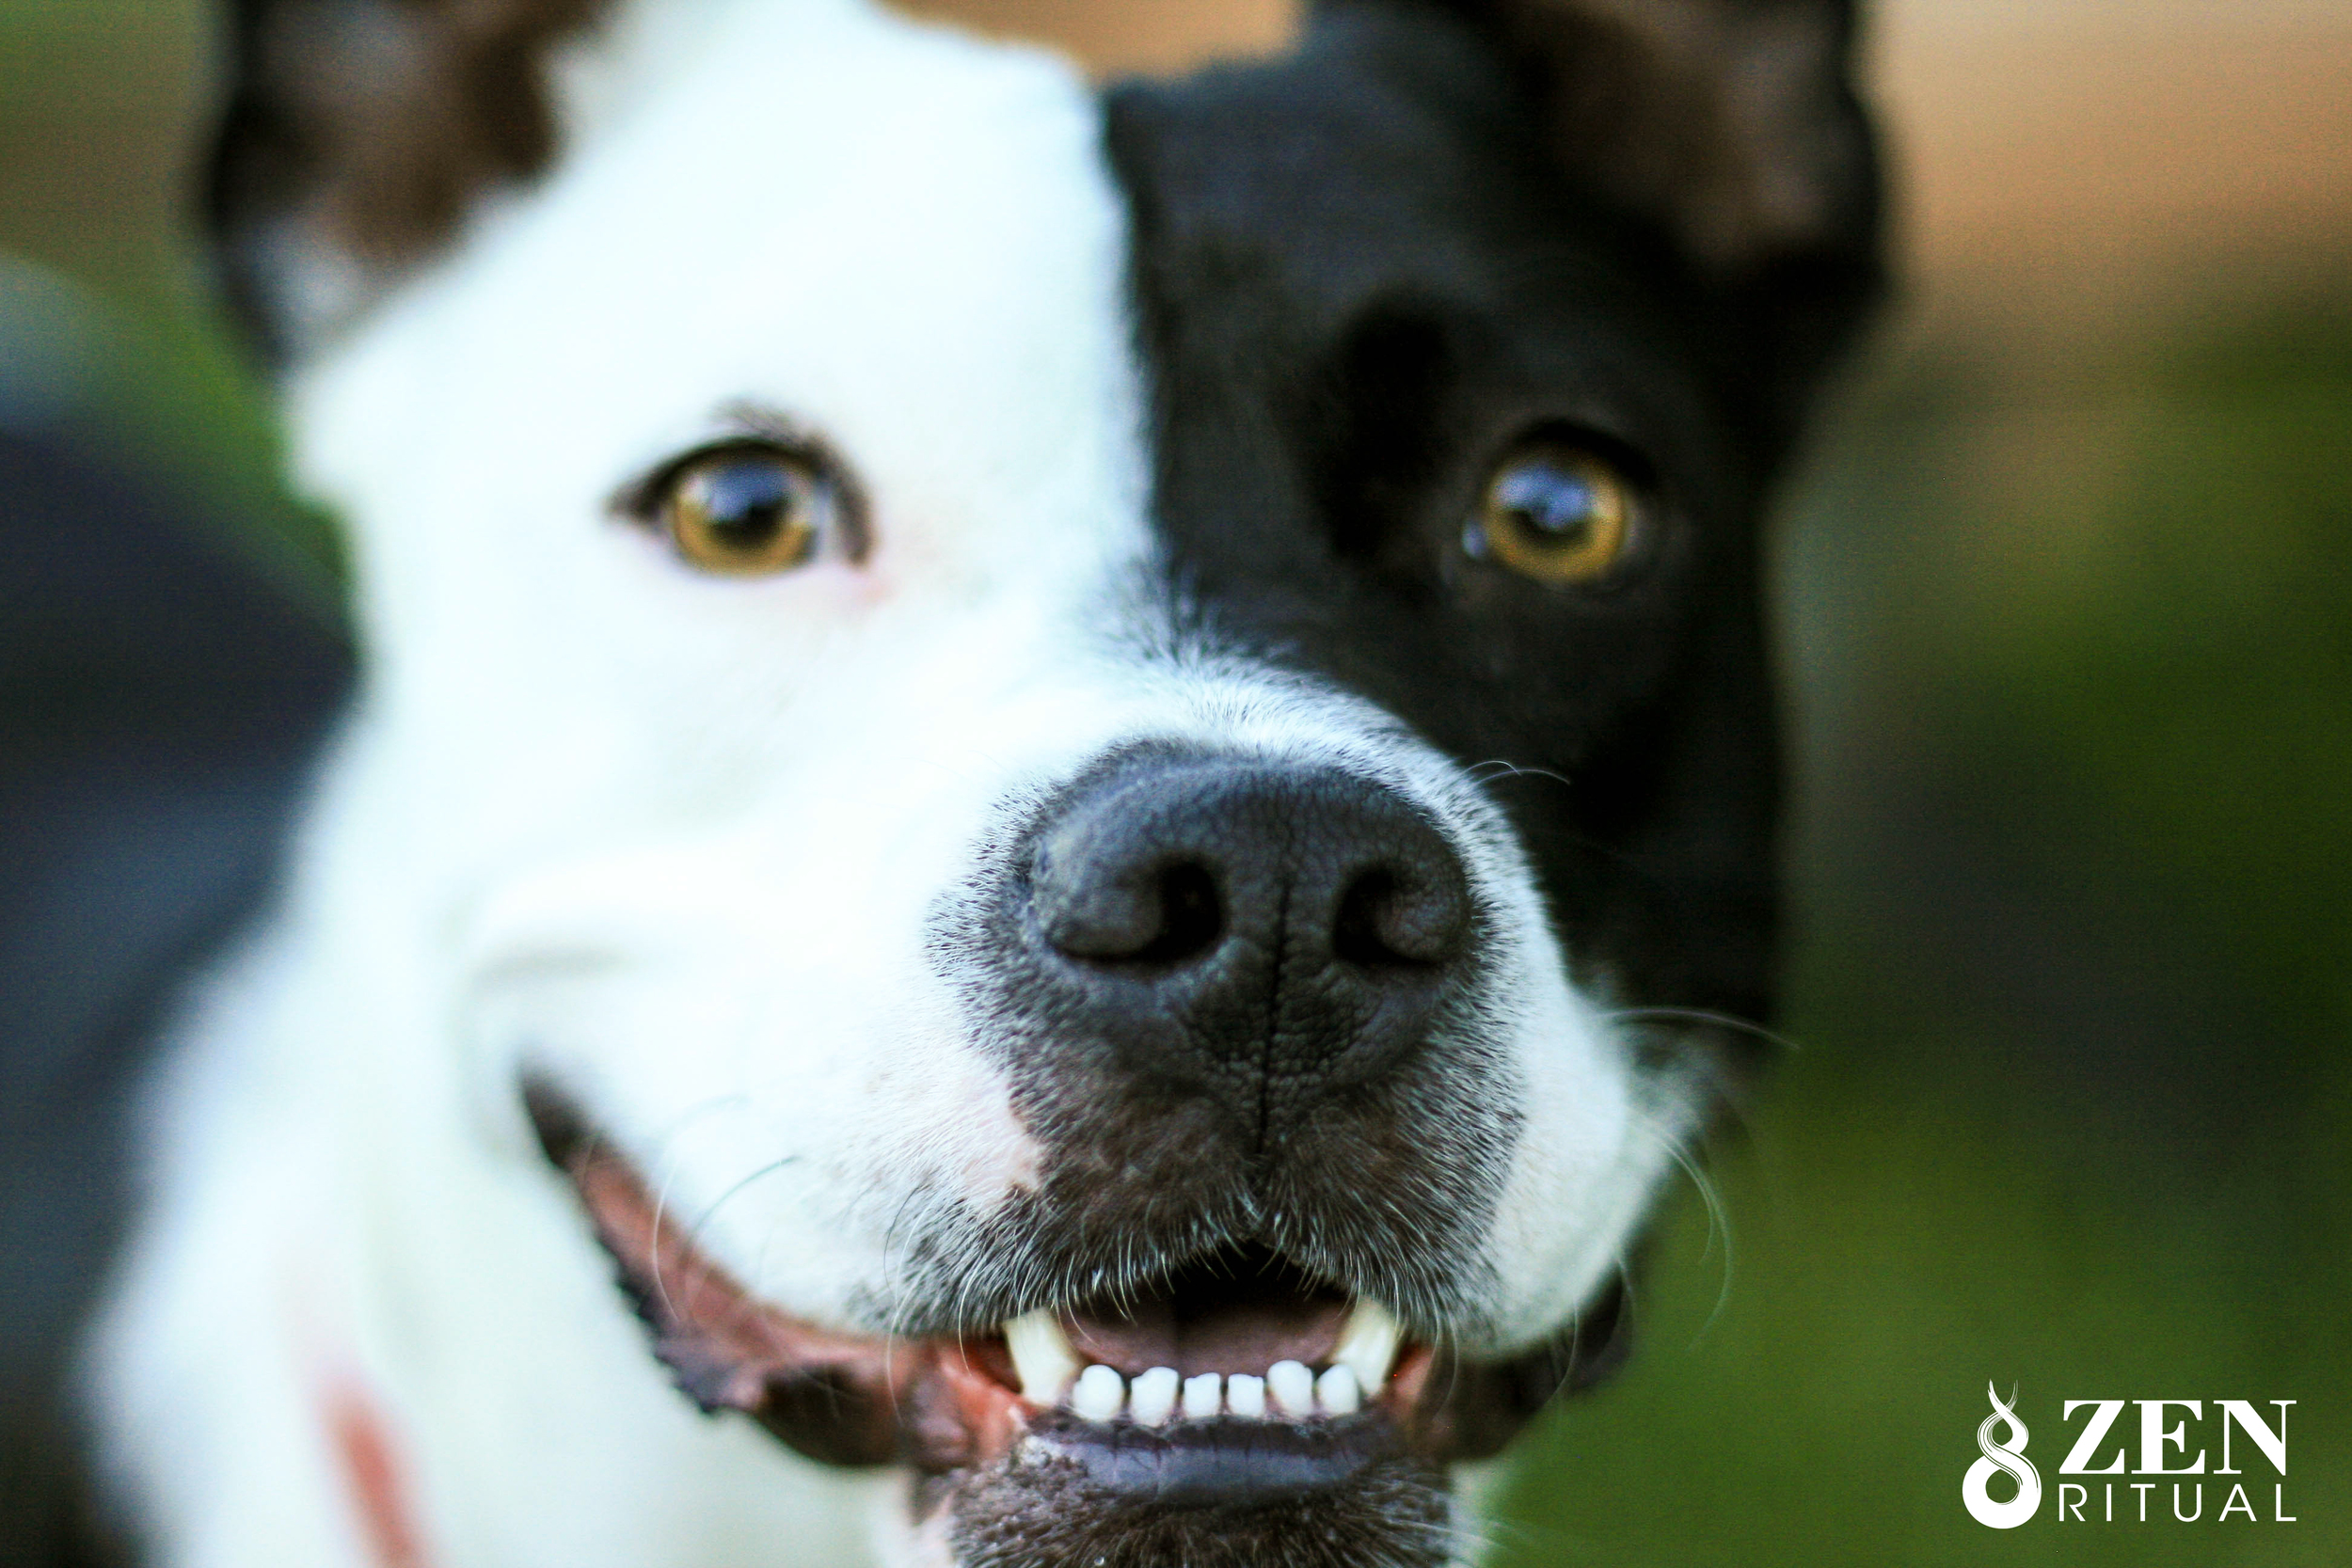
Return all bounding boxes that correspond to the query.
[75,1,1882,1563]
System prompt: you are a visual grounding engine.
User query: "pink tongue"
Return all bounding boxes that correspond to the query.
[1065,1295,1350,1380]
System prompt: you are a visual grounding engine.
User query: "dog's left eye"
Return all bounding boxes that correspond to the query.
[633,443,848,577]
[1464,438,1643,588]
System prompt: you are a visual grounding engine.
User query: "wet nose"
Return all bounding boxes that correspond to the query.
[1025,757,1473,1134]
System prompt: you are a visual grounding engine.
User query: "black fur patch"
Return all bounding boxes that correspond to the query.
[943,1,1877,1556]
[1103,0,1878,1045]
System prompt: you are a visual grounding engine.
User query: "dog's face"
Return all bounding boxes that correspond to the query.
[215,0,1876,1561]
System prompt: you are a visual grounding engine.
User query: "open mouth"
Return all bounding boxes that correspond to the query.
[972,1246,1436,1500]
[526,1082,1624,1511]
[1002,1249,1404,1422]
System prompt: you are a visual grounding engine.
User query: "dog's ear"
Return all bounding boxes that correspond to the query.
[1351,0,1883,417]
[208,0,614,364]
[1392,0,1880,282]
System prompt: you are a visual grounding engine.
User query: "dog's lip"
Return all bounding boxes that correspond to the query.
[563,1138,1447,1479]
[554,1123,1010,1469]
[526,1083,1628,1485]
[1017,1407,1413,1502]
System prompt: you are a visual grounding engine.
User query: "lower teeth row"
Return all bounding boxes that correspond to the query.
[1067,1360,1362,1424]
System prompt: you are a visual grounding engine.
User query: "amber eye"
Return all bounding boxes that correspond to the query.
[651,445,837,577]
[1465,440,1640,586]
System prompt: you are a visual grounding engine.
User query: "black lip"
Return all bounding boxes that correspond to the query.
[1023,1411,1405,1504]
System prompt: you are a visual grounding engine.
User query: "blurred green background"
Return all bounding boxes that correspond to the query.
[4,1,2345,1563]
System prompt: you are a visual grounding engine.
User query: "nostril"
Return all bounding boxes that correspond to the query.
[1332,863,1469,970]
[1027,754,1470,1003]
[1015,755,1482,1131]
[1035,842,1226,969]
[1129,861,1223,966]
[1333,869,1405,968]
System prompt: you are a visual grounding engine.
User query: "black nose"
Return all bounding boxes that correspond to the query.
[1023,757,1473,1138]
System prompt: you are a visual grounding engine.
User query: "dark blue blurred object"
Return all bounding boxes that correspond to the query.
[0,432,351,1565]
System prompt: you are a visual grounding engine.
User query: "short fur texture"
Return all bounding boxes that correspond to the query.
[76,2,1880,1564]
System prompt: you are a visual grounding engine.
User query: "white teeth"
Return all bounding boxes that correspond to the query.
[1070,1364,1125,1422]
[1266,1359,1316,1417]
[1131,1367,1181,1426]
[1003,1311,1079,1405]
[1332,1301,1402,1394]
[1316,1364,1362,1416]
[1025,1304,1401,1425]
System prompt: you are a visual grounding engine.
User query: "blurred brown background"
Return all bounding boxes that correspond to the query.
[5,0,2347,580]
[4,3,2346,1563]
[8,0,2349,398]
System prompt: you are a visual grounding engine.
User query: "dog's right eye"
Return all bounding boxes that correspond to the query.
[629,442,850,577]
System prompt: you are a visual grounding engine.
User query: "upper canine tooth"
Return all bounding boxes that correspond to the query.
[1332,1301,1402,1393]
[1003,1311,1079,1405]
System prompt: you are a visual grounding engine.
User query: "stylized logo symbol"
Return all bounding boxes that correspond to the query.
[1964,1383,2042,1528]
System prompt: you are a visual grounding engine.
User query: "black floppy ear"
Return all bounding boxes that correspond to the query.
[1398,0,1881,282]
[208,0,613,364]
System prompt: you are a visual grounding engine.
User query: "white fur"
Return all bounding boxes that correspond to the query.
[85,2,1697,1564]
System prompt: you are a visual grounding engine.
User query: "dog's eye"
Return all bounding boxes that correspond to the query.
[646,445,840,577]
[1464,440,1641,587]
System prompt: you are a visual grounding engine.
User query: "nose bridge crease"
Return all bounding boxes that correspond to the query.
[1253,872,1294,1157]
